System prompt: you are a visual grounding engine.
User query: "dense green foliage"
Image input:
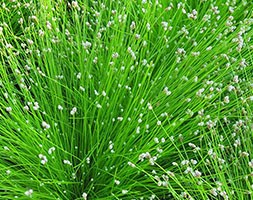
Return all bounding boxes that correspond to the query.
[0,0,253,199]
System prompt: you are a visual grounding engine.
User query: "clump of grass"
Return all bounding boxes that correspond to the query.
[0,0,253,199]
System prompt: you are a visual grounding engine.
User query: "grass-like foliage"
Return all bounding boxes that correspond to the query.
[0,0,253,199]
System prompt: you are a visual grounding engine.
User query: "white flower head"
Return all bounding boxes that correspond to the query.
[6,107,12,113]
[249,160,253,168]
[58,105,63,111]
[70,107,77,115]
[63,159,72,165]
[224,96,230,104]
[82,192,88,200]
[114,179,120,185]
[39,154,48,165]
[24,189,33,197]
[48,147,56,154]
[33,102,39,110]
[76,72,81,79]
[122,189,128,194]
[41,121,50,130]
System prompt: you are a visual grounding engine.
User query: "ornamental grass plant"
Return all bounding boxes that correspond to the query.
[0,0,253,199]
